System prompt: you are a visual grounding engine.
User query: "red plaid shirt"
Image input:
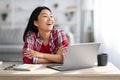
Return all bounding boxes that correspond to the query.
[22,29,69,64]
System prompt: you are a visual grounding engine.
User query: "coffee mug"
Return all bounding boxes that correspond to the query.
[97,53,108,66]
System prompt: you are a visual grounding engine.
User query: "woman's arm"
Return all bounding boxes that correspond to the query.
[42,45,68,63]
[22,43,33,64]
[22,32,36,64]
[37,58,51,64]
[43,54,63,63]
[26,45,67,63]
[36,55,63,63]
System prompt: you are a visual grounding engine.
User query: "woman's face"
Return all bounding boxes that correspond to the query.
[34,9,55,32]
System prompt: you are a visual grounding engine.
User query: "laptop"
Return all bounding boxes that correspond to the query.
[47,43,100,71]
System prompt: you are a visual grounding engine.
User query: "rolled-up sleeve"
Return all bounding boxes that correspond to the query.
[59,30,69,47]
[59,30,69,60]
[22,32,35,64]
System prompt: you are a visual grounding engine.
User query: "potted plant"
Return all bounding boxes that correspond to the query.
[65,11,74,21]
[53,3,58,9]
[1,12,8,21]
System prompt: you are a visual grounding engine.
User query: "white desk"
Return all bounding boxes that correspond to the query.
[0,62,120,80]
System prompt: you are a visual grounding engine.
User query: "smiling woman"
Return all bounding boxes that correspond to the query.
[22,6,69,64]
[33,9,55,33]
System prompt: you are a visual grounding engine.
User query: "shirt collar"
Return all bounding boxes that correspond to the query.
[36,31,54,41]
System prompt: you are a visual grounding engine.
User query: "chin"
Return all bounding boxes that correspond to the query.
[48,27,53,30]
[45,29,53,32]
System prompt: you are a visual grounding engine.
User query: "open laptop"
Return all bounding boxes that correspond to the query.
[47,43,100,71]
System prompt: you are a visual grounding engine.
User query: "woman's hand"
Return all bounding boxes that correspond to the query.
[25,50,44,59]
[56,45,68,55]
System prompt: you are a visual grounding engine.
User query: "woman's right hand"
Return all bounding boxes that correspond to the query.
[56,45,68,55]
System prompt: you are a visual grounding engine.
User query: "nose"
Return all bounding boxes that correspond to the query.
[47,16,55,23]
[48,16,52,20]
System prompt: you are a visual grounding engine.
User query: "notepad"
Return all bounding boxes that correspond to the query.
[14,64,42,71]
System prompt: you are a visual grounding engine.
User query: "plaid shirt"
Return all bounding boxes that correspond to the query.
[22,29,69,64]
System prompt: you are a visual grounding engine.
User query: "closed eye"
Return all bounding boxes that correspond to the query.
[50,15,53,18]
[43,15,47,17]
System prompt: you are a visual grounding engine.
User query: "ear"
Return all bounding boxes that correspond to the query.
[34,20,39,27]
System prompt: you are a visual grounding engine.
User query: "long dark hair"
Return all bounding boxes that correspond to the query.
[23,6,52,42]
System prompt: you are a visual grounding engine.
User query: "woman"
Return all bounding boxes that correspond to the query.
[22,6,69,64]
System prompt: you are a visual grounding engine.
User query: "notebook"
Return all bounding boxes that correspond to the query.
[14,64,42,71]
[47,43,100,71]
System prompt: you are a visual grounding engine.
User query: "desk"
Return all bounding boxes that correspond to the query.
[0,62,120,80]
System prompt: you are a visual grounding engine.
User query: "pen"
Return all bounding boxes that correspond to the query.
[4,64,16,70]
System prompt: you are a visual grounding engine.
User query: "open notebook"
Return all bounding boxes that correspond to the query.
[14,64,42,71]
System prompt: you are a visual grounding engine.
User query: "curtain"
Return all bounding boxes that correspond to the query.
[94,0,120,68]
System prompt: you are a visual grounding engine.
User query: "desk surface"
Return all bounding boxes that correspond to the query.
[0,62,120,80]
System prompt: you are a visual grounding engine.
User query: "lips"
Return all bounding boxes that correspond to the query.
[47,23,52,25]
[47,23,51,25]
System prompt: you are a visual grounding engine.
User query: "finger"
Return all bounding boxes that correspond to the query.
[60,47,68,53]
[26,50,31,53]
[25,54,33,59]
[60,47,67,51]
[28,50,38,54]
[26,50,35,55]
[59,47,65,52]
[59,45,65,49]
[27,50,34,53]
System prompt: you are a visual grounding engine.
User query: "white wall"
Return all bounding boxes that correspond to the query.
[94,0,120,69]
